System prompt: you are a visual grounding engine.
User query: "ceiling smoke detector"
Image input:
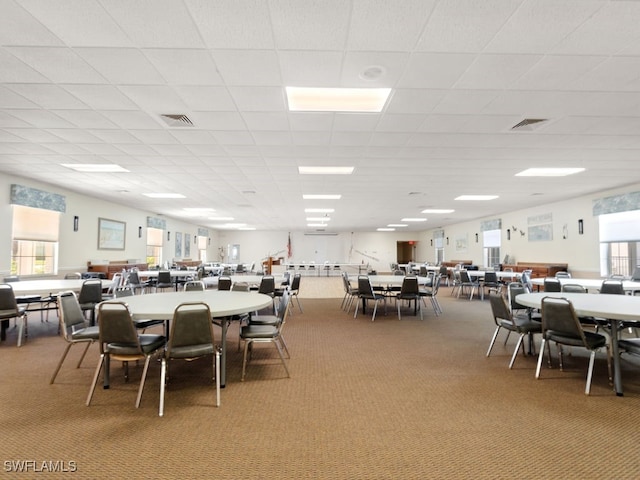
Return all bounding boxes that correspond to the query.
[159,114,194,127]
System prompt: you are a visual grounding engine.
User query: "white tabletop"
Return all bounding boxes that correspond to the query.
[466,270,521,280]
[530,277,640,292]
[516,291,640,396]
[202,275,284,288]
[108,290,272,319]
[367,275,432,286]
[137,270,195,278]
[9,279,113,296]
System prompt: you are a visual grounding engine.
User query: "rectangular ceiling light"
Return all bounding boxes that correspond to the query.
[455,195,499,201]
[401,218,427,222]
[305,208,334,213]
[421,209,455,214]
[303,194,342,200]
[515,168,586,177]
[208,217,234,221]
[377,227,395,231]
[143,193,186,199]
[61,163,129,173]
[299,166,354,175]
[307,217,331,222]
[286,87,391,112]
[388,224,407,227]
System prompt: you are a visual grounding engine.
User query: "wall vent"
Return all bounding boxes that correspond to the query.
[159,114,193,127]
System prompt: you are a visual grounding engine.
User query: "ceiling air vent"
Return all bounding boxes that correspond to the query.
[510,118,547,131]
[159,114,193,127]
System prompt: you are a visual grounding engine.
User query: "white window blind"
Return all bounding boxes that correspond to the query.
[483,229,501,247]
[147,227,163,246]
[599,210,640,242]
[12,205,60,241]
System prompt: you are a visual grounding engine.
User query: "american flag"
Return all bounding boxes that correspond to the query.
[287,233,292,258]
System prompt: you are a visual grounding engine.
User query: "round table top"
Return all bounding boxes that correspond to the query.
[103,290,273,319]
[530,277,640,292]
[516,292,640,322]
[8,279,113,296]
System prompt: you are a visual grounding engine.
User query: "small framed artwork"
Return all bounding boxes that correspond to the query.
[98,218,126,250]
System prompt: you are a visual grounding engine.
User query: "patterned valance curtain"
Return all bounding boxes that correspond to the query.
[593,192,640,216]
[480,219,501,231]
[10,184,66,213]
[147,216,166,230]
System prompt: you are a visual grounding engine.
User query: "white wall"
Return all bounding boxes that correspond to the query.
[2,172,638,278]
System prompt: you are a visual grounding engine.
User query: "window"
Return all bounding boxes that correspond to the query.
[146,227,163,267]
[483,229,501,269]
[11,205,60,276]
[434,235,444,264]
[599,210,640,276]
[197,236,208,262]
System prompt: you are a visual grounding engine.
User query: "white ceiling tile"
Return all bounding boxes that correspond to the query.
[61,85,138,110]
[7,47,107,84]
[416,0,521,53]
[185,0,275,49]
[369,132,410,147]
[341,52,409,87]
[376,114,425,132]
[0,86,38,109]
[50,110,116,129]
[39,143,89,155]
[572,56,640,91]
[169,130,217,145]
[0,48,48,83]
[43,128,102,143]
[99,0,204,48]
[227,86,286,112]
[269,0,350,50]
[6,84,88,109]
[114,144,158,156]
[386,89,446,114]
[118,86,190,114]
[212,131,255,145]
[251,131,292,146]
[17,0,132,47]
[0,0,64,46]
[398,53,477,88]
[143,49,224,85]
[174,86,237,112]
[75,143,123,155]
[149,144,193,156]
[292,131,332,146]
[513,55,607,91]
[75,48,165,84]
[455,54,543,90]
[433,90,500,114]
[0,112,30,128]
[188,112,246,130]
[278,50,343,87]
[289,113,334,131]
[88,129,141,144]
[185,144,226,156]
[330,131,371,146]
[242,112,290,131]
[4,109,74,128]
[348,0,435,51]
[213,50,282,86]
[100,111,161,129]
[129,130,178,145]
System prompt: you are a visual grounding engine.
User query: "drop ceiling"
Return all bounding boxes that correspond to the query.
[1,0,640,232]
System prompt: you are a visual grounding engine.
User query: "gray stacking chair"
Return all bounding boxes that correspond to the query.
[420,274,443,316]
[78,279,103,326]
[0,283,28,347]
[535,297,611,395]
[354,275,386,322]
[50,291,100,384]
[87,302,165,408]
[487,293,541,369]
[396,276,422,320]
[159,302,220,416]
[183,280,205,291]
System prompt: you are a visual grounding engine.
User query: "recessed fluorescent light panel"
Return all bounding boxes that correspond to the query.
[208,217,234,221]
[455,195,499,201]
[143,193,186,199]
[286,87,391,112]
[421,209,455,214]
[388,224,408,227]
[377,228,395,231]
[299,166,354,175]
[61,163,129,173]
[305,208,335,213]
[307,217,331,222]
[303,194,342,200]
[515,168,585,177]
[401,218,427,222]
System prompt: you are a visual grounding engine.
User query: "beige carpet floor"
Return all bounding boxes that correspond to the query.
[1,278,639,479]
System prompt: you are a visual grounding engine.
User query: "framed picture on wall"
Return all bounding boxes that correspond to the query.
[98,218,126,250]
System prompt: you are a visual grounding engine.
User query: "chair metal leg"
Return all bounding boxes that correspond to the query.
[50,343,73,384]
[76,341,93,368]
[215,348,221,407]
[159,358,167,417]
[486,326,502,357]
[535,339,546,378]
[509,334,525,369]
[135,355,152,408]
[585,350,596,395]
[273,339,290,378]
[371,299,378,322]
[86,354,104,406]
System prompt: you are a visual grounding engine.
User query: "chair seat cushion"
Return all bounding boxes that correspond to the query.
[169,344,215,359]
[250,314,278,325]
[71,325,100,340]
[107,334,165,355]
[0,307,26,319]
[512,316,542,333]
[241,325,278,339]
[546,330,607,349]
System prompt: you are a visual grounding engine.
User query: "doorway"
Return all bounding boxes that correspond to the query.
[396,241,417,264]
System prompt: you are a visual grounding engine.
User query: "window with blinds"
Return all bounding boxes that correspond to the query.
[146,227,163,267]
[11,205,60,275]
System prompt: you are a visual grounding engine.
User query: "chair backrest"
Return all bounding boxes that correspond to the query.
[108,273,123,292]
[275,290,291,324]
[419,266,427,276]
[0,284,19,311]
[78,279,103,303]
[400,276,419,296]
[158,271,172,283]
[540,297,587,343]
[235,264,245,273]
[484,271,498,284]
[439,266,448,277]
[561,283,586,293]
[555,271,571,278]
[290,273,301,291]
[258,276,275,295]
[600,279,624,295]
[357,276,374,297]
[430,275,441,295]
[96,302,142,352]
[166,302,214,357]
[630,266,640,281]
[128,271,141,286]
[114,286,134,298]
[231,282,250,292]
[217,276,232,291]
[489,293,512,327]
[507,282,526,311]
[519,271,533,293]
[543,277,562,292]
[281,271,290,286]
[459,270,472,283]
[64,272,82,279]
[184,280,205,291]
[58,291,88,336]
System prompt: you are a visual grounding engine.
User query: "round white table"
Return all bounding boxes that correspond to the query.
[10,279,113,296]
[530,277,640,293]
[104,290,272,386]
[516,292,640,396]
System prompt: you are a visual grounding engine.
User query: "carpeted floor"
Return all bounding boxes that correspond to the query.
[1,281,640,479]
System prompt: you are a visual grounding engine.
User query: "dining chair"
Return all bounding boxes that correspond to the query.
[114,287,165,333]
[78,279,103,326]
[396,276,422,320]
[458,270,480,300]
[543,277,562,292]
[87,301,166,408]
[288,273,303,314]
[159,302,220,416]
[155,271,174,292]
[0,283,28,347]
[50,291,100,384]
[487,294,542,369]
[217,275,232,291]
[600,279,625,295]
[354,275,386,322]
[183,280,205,291]
[420,274,442,316]
[246,290,291,359]
[481,271,501,300]
[341,272,358,313]
[535,296,611,395]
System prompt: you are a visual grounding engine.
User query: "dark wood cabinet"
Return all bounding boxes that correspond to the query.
[87,262,149,279]
[502,262,568,279]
